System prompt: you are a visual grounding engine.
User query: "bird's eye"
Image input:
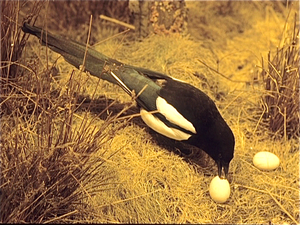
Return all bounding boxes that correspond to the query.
[218,153,222,159]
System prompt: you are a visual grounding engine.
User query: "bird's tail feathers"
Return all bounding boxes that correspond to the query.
[22,23,121,84]
[21,23,167,105]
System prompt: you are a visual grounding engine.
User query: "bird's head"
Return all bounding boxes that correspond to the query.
[191,119,235,180]
[215,152,232,179]
[213,127,235,179]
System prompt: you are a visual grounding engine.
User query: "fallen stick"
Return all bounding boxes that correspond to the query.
[100,14,135,30]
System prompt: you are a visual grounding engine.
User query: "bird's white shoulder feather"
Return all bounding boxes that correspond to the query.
[156,97,196,134]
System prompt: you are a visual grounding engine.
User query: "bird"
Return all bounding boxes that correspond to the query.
[21,22,235,179]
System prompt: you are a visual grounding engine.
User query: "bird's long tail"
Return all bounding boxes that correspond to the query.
[22,22,121,84]
[21,23,163,111]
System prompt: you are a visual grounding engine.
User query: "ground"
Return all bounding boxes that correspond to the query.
[1,1,299,224]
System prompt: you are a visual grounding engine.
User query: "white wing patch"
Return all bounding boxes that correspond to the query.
[156,97,196,134]
[140,109,192,141]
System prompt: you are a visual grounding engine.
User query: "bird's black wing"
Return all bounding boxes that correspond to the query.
[158,78,219,133]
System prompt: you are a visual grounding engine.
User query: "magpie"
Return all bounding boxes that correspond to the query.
[21,23,235,179]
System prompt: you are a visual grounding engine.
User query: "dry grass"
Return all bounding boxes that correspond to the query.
[1,1,134,223]
[1,1,299,224]
[260,12,299,139]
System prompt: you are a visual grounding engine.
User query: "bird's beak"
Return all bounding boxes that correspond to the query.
[217,160,229,180]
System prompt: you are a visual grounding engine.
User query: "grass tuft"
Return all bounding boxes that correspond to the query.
[261,12,299,139]
[1,2,132,223]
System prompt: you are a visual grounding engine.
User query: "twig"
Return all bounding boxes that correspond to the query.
[252,101,266,136]
[100,14,135,30]
[266,190,298,224]
[44,210,78,224]
[81,15,93,72]
[69,172,96,205]
[284,107,287,142]
[197,59,247,83]
[93,28,131,46]
[235,183,298,224]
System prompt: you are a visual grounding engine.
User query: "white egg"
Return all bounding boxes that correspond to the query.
[253,151,280,171]
[209,176,231,203]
